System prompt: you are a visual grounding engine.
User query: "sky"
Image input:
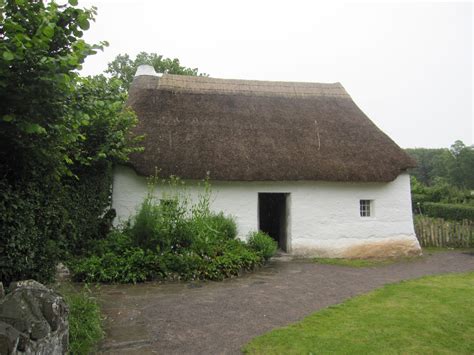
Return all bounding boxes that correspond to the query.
[79,0,473,149]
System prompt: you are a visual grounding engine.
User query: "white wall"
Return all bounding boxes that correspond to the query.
[112,166,421,258]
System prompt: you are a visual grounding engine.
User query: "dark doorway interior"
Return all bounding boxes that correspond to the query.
[258,193,289,252]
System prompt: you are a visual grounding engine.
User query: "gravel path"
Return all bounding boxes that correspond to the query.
[96,250,474,354]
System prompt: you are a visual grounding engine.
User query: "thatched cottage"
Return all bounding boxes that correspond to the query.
[112,65,421,258]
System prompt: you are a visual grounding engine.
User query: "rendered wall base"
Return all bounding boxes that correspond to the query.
[292,235,421,258]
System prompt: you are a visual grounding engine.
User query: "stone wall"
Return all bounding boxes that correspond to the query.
[0,280,69,355]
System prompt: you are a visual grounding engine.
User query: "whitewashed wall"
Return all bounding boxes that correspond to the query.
[112,166,421,258]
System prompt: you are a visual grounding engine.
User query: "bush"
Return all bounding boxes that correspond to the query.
[62,163,114,256]
[0,162,115,285]
[411,193,431,213]
[69,179,267,284]
[129,194,194,252]
[69,248,161,284]
[69,233,264,284]
[204,213,237,239]
[422,202,474,222]
[0,178,65,285]
[247,231,278,260]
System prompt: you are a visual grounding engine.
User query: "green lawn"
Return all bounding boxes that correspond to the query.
[243,272,474,354]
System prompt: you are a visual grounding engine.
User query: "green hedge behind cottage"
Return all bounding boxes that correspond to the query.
[422,202,474,222]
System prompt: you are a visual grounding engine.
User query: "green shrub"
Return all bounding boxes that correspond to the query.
[412,193,433,213]
[247,231,278,260]
[69,248,161,284]
[69,179,266,284]
[61,163,114,256]
[69,237,264,284]
[209,240,262,279]
[0,178,65,285]
[205,212,237,239]
[0,163,114,285]
[129,194,193,252]
[129,193,162,250]
[93,229,134,255]
[422,202,474,221]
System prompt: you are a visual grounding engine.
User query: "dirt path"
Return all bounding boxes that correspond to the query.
[96,251,474,354]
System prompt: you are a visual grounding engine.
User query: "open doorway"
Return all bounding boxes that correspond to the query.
[258,193,290,252]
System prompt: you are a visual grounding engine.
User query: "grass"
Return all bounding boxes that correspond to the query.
[57,284,104,355]
[312,257,399,267]
[243,272,474,354]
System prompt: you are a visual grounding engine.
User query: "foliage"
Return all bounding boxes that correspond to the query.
[0,163,115,285]
[243,272,474,354]
[0,0,106,179]
[70,248,159,283]
[69,179,264,283]
[247,231,278,260]
[410,176,473,215]
[406,140,474,189]
[69,237,263,283]
[0,0,141,284]
[0,177,65,285]
[199,212,238,240]
[422,202,474,222]
[70,74,142,168]
[105,52,207,91]
[60,163,115,255]
[129,190,193,252]
[61,285,103,355]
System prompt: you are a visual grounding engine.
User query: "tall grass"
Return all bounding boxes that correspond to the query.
[59,285,103,355]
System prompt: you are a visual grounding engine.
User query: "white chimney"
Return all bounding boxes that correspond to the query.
[135,64,162,77]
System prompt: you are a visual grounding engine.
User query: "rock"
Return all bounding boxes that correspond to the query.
[55,263,70,282]
[0,321,23,354]
[0,280,69,355]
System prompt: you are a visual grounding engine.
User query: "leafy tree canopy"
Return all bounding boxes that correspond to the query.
[0,0,140,180]
[105,52,207,92]
[406,140,474,190]
[0,0,102,178]
[70,74,141,173]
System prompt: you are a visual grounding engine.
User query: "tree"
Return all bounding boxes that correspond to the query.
[0,0,107,179]
[448,141,474,189]
[70,74,142,172]
[405,148,449,185]
[105,52,207,92]
[406,140,474,190]
[0,0,142,284]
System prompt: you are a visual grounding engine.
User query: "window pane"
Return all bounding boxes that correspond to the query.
[360,200,371,217]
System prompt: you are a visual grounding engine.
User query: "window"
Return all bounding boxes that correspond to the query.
[360,200,372,217]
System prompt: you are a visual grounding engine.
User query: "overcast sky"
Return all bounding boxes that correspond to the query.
[79,0,473,149]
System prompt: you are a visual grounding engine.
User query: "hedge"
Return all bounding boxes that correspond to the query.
[411,194,432,212]
[422,202,474,222]
[0,163,113,286]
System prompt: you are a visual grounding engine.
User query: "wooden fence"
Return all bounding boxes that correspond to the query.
[414,215,473,248]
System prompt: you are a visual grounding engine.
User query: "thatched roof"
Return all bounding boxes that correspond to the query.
[126,69,415,182]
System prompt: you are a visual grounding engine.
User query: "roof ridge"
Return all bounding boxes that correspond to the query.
[155,74,350,98]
